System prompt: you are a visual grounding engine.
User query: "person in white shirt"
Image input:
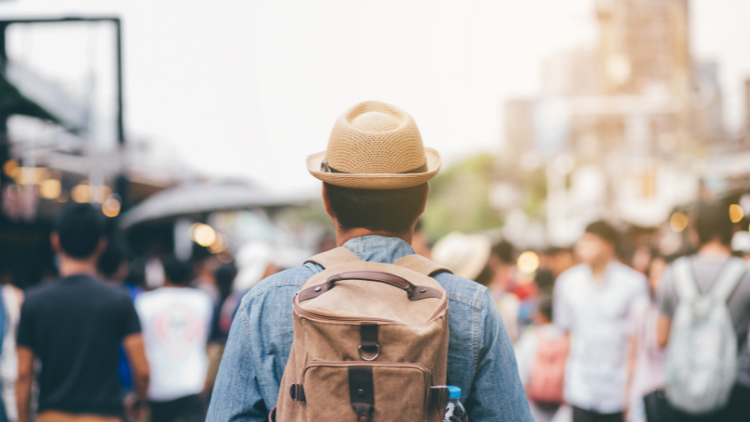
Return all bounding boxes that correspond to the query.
[135,256,213,422]
[554,221,648,422]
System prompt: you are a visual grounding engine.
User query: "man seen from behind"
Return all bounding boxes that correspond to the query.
[16,204,149,422]
[656,204,750,422]
[207,100,532,421]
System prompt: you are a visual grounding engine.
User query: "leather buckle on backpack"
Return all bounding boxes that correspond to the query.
[289,383,306,402]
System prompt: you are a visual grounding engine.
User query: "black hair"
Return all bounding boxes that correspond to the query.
[215,262,237,304]
[474,263,494,287]
[585,220,619,247]
[538,296,553,322]
[492,241,515,264]
[54,203,104,259]
[162,255,193,286]
[324,183,427,234]
[696,204,734,246]
[97,237,130,278]
[534,269,555,296]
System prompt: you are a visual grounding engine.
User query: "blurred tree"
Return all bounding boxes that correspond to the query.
[423,154,503,241]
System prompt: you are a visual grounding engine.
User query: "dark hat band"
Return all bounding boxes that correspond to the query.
[320,160,428,175]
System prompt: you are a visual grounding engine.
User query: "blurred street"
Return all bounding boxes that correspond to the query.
[0,1,749,422]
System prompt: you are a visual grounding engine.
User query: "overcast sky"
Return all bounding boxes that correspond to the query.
[3,0,749,191]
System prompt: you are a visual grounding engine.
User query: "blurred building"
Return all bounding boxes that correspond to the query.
[500,0,734,246]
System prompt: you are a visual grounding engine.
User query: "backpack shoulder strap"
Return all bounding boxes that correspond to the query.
[710,257,747,303]
[305,247,360,269]
[393,254,453,277]
[672,257,699,302]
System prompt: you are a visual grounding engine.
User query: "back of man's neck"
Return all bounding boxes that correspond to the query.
[335,228,412,247]
[698,240,731,257]
[57,255,97,278]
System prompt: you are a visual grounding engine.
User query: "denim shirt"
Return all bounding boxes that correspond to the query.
[207,235,532,421]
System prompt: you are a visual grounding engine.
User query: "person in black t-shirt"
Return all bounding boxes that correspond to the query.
[16,204,150,422]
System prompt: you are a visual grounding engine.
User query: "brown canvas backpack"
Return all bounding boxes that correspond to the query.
[271,247,453,422]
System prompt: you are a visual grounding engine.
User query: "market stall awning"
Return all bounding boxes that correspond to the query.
[119,181,305,229]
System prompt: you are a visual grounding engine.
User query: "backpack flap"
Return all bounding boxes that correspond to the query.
[278,253,451,422]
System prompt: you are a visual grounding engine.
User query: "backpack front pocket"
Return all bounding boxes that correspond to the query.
[301,362,430,422]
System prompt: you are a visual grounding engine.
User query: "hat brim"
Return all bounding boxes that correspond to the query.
[307,147,441,190]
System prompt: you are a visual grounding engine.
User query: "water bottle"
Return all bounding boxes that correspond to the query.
[443,386,468,422]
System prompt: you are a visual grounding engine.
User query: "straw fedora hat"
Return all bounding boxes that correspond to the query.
[431,231,492,281]
[307,100,441,190]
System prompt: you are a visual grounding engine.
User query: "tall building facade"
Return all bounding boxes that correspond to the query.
[500,0,726,245]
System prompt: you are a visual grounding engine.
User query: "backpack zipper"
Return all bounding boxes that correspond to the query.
[293,301,400,324]
[293,299,448,327]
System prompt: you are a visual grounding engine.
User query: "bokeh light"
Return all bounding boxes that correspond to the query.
[729,204,744,223]
[669,212,689,233]
[70,183,91,203]
[39,179,61,200]
[190,223,217,247]
[102,195,122,218]
[517,251,540,274]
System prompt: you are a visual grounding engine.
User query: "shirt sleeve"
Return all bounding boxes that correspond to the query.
[121,297,142,338]
[206,296,268,422]
[16,299,36,351]
[626,297,645,339]
[553,275,572,332]
[514,329,539,387]
[656,264,677,319]
[464,292,534,422]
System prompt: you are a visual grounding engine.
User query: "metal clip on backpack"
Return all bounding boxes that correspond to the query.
[271,247,453,422]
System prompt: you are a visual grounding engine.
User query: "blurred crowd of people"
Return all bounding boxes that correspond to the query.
[426,203,750,422]
[0,203,288,422]
[0,195,747,422]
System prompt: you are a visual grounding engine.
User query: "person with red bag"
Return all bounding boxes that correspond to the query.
[515,297,568,422]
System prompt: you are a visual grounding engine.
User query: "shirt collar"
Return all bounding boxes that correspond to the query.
[342,235,416,264]
[584,260,619,286]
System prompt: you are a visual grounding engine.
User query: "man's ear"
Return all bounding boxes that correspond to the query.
[322,183,335,219]
[417,183,430,218]
[50,232,61,253]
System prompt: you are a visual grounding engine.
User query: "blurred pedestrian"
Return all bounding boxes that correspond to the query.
[190,245,220,304]
[431,231,493,285]
[205,262,237,397]
[207,100,533,421]
[135,256,212,422]
[16,204,149,422]
[515,296,568,422]
[97,239,143,397]
[208,263,237,346]
[625,253,669,422]
[657,204,750,422]
[0,271,23,422]
[432,232,523,341]
[545,246,576,279]
[218,242,277,338]
[411,218,432,259]
[489,241,522,342]
[535,269,556,297]
[730,230,750,262]
[554,221,648,422]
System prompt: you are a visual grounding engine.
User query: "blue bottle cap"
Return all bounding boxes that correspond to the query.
[447,386,461,399]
